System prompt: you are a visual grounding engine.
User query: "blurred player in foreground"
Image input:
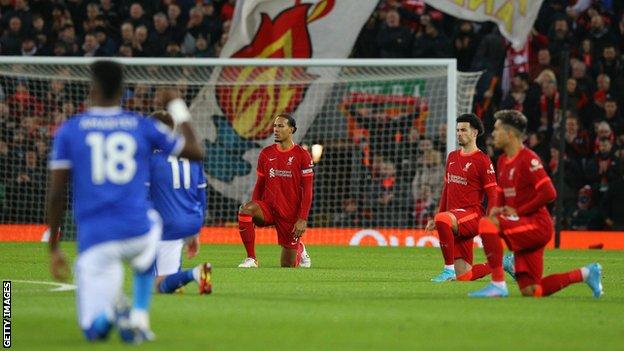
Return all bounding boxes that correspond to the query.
[469,110,603,298]
[148,110,211,295]
[427,113,497,282]
[47,60,203,343]
[237,113,314,268]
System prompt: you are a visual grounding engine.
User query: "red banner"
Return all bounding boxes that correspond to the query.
[2,225,624,250]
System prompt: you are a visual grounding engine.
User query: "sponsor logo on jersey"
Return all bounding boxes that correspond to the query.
[269,168,293,178]
[529,158,543,172]
[503,187,516,197]
[447,173,468,185]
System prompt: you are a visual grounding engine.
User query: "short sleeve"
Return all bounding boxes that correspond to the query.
[481,155,497,189]
[48,122,72,170]
[301,150,314,177]
[143,118,185,156]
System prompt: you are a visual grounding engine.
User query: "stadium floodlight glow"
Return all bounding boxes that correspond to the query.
[311,144,324,164]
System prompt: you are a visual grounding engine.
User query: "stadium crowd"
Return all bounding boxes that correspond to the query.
[1,0,624,231]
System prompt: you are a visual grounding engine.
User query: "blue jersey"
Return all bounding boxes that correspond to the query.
[49,107,185,253]
[148,153,206,241]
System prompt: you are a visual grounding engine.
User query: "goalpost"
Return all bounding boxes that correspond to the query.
[0,57,481,242]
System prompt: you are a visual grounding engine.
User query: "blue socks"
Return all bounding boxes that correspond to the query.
[83,313,112,341]
[158,269,195,294]
[133,269,155,310]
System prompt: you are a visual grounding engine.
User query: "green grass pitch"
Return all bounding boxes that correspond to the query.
[2,243,623,351]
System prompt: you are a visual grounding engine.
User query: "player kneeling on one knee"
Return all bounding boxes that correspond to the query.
[237,113,313,268]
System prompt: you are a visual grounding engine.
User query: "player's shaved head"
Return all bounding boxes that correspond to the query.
[90,60,123,102]
[494,109,527,137]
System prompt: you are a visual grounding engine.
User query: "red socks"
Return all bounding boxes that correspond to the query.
[478,218,504,282]
[435,213,455,266]
[295,242,304,267]
[470,263,492,280]
[238,214,256,259]
[538,269,583,297]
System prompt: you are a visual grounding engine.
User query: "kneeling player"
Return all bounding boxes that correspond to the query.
[149,110,211,294]
[237,113,313,268]
[427,113,497,282]
[469,110,602,298]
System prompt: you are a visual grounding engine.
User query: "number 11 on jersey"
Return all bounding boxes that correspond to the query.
[168,156,191,189]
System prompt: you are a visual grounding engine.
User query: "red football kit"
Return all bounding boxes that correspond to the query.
[438,149,497,264]
[253,144,314,249]
[495,147,557,288]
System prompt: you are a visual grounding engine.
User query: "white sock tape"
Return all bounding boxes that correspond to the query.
[167,98,191,124]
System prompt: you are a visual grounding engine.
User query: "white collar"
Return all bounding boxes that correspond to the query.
[88,106,123,116]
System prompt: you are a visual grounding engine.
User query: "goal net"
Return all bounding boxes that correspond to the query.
[0,58,481,241]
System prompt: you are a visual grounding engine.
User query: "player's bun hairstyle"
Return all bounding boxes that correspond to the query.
[494,109,527,135]
[456,113,484,137]
[90,60,123,101]
[275,113,297,133]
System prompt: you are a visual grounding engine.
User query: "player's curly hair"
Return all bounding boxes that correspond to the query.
[275,113,297,133]
[456,113,484,137]
[494,109,527,135]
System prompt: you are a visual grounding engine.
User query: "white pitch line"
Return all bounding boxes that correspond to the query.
[9,280,76,292]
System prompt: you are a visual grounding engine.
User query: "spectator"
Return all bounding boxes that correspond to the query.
[128,2,149,29]
[585,136,620,193]
[564,115,592,159]
[192,35,214,57]
[567,185,603,230]
[1,0,33,31]
[531,48,558,81]
[603,98,623,134]
[452,21,478,71]
[80,32,105,57]
[587,13,617,59]
[132,25,149,56]
[147,12,172,56]
[412,21,451,58]
[120,21,134,45]
[20,36,37,56]
[167,3,186,43]
[1,16,24,55]
[601,164,624,230]
[99,0,120,30]
[353,15,380,58]
[594,43,623,91]
[118,43,133,57]
[548,17,575,64]
[94,26,116,55]
[376,9,412,58]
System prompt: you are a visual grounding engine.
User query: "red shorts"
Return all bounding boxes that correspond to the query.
[256,200,299,249]
[448,209,481,265]
[497,214,553,288]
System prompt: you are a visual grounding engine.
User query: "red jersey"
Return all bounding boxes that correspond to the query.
[255,144,314,220]
[496,148,555,219]
[439,149,497,214]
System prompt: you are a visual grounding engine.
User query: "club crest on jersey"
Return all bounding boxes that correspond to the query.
[487,164,495,174]
[530,159,543,172]
[463,162,472,172]
[509,168,516,180]
[287,156,295,166]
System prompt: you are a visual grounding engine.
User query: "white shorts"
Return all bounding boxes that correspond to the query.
[154,239,184,276]
[74,210,162,329]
